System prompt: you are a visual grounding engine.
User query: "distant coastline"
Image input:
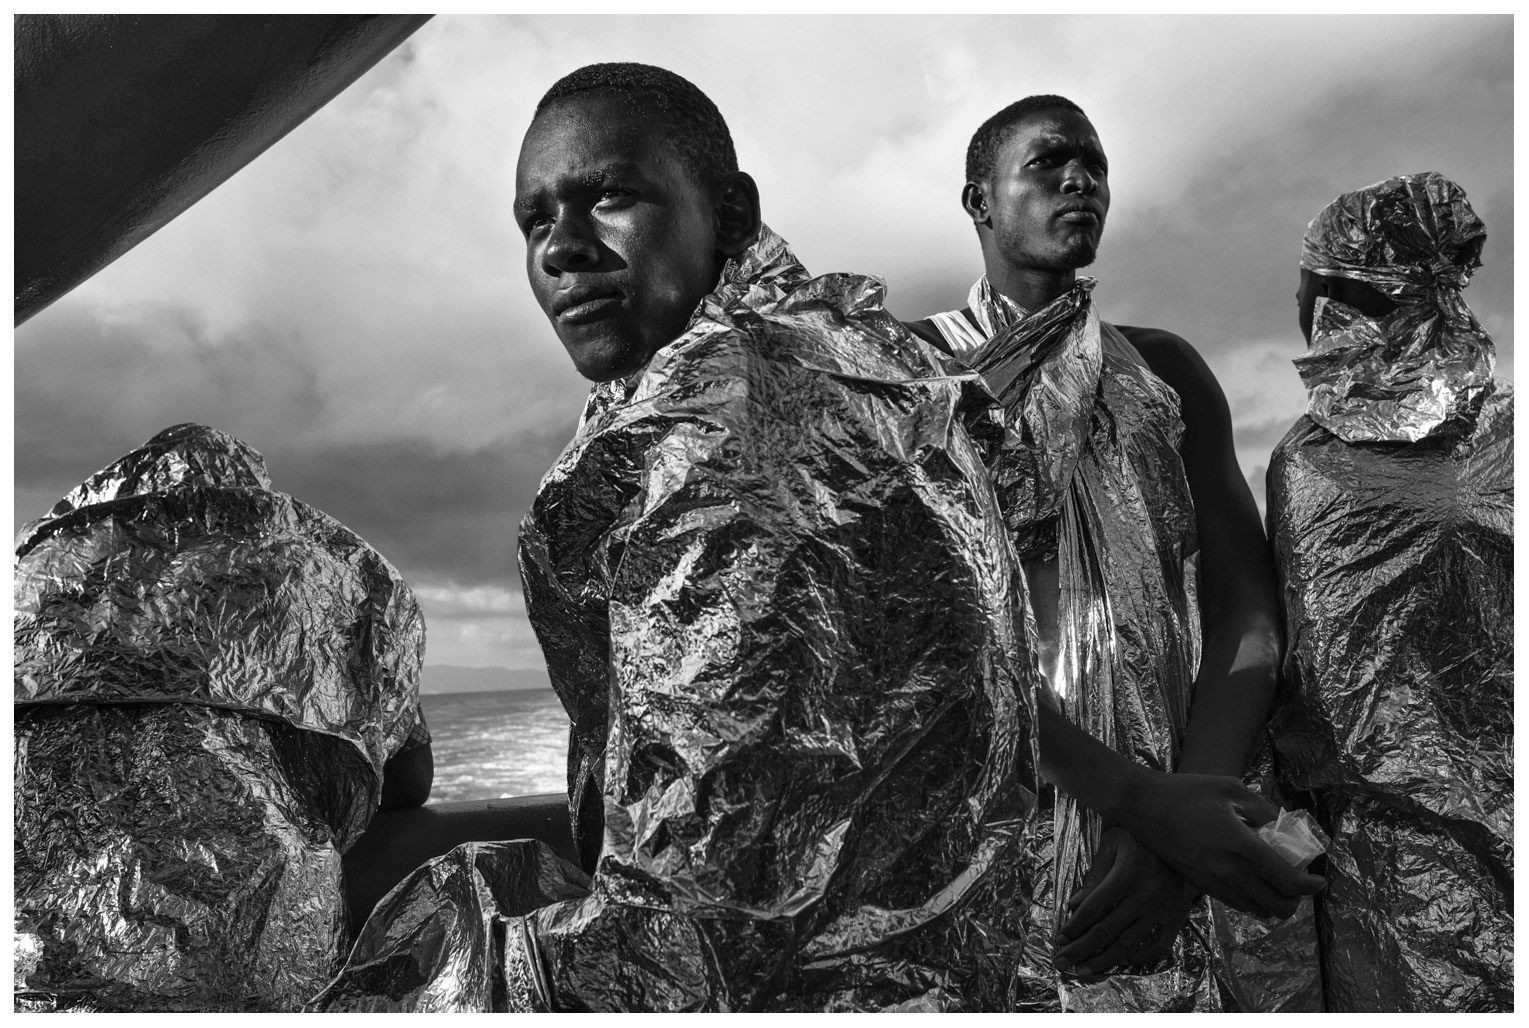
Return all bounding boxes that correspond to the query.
[420,665,552,695]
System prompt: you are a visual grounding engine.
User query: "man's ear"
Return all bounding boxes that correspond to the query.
[962,181,990,227]
[715,170,762,258]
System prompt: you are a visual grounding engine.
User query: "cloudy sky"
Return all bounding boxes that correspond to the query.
[13,14,1513,672]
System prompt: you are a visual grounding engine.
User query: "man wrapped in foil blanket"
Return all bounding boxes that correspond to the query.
[1269,172,1513,1012]
[14,423,432,1011]
[313,63,1043,1013]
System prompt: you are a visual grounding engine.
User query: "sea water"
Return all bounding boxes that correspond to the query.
[418,689,569,803]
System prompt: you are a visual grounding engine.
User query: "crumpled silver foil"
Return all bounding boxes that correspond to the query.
[1206,751,1325,1013]
[320,225,1041,1011]
[521,224,1040,1011]
[1210,895,1322,1012]
[1268,380,1513,1011]
[306,841,591,1012]
[1272,172,1512,1011]
[934,278,1214,1012]
[1296,172,1494,443]
[13,423,427,1011]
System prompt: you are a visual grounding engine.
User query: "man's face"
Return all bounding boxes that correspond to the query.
[514,94,721,383]
[982,109,1110,274]
[1297,268,1398,343]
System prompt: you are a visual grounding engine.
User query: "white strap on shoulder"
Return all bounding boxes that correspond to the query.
[926,309,990,359]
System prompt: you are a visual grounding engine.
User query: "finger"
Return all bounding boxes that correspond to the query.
[1073,914,1160,976]
[1242,837,1328,899]
[1231,788,1281,828]
[1065,830,1122,912]
[1058,895,1144,965]
[1261,860,1327,899]
[1229,872,1301,920]
[1190,867,1274,919]
[1065,880,1097,918]
[1058,858,1134,941]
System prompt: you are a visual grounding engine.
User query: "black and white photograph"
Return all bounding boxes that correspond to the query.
[12,11,1514,1013]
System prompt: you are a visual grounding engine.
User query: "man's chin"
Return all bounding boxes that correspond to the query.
[1060,239,1100,271]
[563,333,658,384]
[571,355,641,384]
[1003,239,1100,276]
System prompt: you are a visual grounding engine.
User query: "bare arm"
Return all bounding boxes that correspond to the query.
[1049,328,1317,942]
[1121,325,1281,778]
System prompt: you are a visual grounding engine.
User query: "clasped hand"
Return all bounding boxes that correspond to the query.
[1122,771,1325,919]
[1055,826,1194,976]
[1055,773,1326,976]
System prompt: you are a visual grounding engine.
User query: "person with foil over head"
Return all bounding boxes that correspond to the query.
[311,63,1042,1013]
[13,423,433,1012]
[905,95,1326,1012]
[1266,172,1512,1012]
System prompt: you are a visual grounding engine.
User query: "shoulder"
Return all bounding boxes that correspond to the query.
[1111,323,1229,416]
[1113,325,1212,389]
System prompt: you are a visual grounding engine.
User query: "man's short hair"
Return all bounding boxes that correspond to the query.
[535,62,738,189]
[965,95,1087,183]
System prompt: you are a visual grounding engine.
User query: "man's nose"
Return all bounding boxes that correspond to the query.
[542,213,600,274]
[1060,160,1097,195]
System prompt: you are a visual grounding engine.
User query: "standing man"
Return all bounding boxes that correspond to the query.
[1268,173,1512,1012]
[907,95,1322,1011]
[315,63,1040,1012]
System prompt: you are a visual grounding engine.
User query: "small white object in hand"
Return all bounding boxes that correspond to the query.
[1256,808,1328,869]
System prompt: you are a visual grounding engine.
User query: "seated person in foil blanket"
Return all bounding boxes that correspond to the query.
[905,95,1325,1011]
[311,62,1041,1013]
[13,423,432,1011]
[1267,172,1512,1012]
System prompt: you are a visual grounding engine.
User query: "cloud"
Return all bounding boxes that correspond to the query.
[13,305,571,599]
[423,611,546,670]
[1095,28,1512,353]
[1246,464,1269,517]
[13,14,1512,669]
[412,583,526,618]
[14,302,327,490]
[408,583,544,669]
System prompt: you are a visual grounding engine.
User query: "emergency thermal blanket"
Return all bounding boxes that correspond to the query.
[307,841,592,1012]
[1269,172,1513,1012]
[13,424,427,1011]
[316,225,1042,1012]
[927,278,1214,1012]
[1297,171,1494,444]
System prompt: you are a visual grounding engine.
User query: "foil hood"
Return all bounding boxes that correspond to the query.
[14,424,427,1011]
[1295,172,1493,443]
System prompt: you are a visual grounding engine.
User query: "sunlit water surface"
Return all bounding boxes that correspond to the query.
[419,689,568,803]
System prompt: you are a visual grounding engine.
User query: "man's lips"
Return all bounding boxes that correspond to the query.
[553,289,623,324]
[1056,203,1103,226]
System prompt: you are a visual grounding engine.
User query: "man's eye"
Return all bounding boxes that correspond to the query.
[598,188,632,202]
